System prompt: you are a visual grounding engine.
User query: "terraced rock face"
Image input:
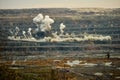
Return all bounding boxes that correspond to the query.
[0,8,120,59]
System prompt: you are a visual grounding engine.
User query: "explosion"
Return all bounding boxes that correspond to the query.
[8,13,111,42]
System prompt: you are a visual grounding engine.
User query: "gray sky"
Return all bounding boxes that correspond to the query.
[0,0,120,9]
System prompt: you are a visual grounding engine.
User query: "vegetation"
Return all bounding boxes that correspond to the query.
[0,64,21,80]
[0,63,76,80]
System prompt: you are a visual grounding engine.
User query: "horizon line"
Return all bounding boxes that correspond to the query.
[0,7,120,10]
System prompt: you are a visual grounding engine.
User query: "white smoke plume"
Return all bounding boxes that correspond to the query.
[27,28,32,37]
[45,34,111,42]
[33,13,43,24]
[60,23,66,34]
[15,26,20,36]
[22,31,27,38]
[33,14,54,32]
[41,15,54,32]
[33,13,44,31]
[9,29,13,35]
[83,34,111,41]
[8,13,112,43]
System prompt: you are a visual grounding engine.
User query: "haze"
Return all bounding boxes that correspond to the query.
[0,0,120,9]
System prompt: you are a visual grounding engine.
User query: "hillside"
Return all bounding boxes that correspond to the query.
[0,8,120,59]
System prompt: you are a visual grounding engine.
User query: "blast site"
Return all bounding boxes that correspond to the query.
[0,8,120,80]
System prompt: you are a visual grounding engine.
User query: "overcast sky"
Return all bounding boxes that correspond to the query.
[0,0,120,9]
